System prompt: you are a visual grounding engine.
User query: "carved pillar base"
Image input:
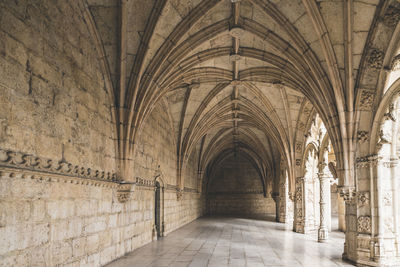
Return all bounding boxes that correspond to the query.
[318,227,328,242]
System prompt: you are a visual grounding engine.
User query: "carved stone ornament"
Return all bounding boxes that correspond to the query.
[295,142,302,152]
[383,5,400,27]
[230,54,242,62]
[296,159,301,166]
[359,90,375,110]
[357,131,369,143]
[356,154,379,168]
[339,186,357,204]
[0,148,117,182]
[229,26,244,38]
[368,49,384,69]
[358,191,370,207]
[357,216,372,234]
[383,191,392,206]
[383,103,396,121]
[295,187,302,202]
[117,183,135,203]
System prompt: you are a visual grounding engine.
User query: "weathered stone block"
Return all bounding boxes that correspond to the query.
[51,241,73,266]
[47,200,75,219]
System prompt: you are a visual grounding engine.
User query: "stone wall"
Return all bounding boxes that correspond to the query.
[206,154,275,217]
[0,0,117,172]
[0,171,204,266]
[0,1,205,266]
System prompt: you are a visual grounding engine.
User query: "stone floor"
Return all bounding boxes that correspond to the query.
[106,216,353,267]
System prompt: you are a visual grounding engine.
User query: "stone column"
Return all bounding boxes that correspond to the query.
[294,177,304,233]
[318,171,330,242]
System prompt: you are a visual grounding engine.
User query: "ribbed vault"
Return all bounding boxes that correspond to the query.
[85,0,398,194]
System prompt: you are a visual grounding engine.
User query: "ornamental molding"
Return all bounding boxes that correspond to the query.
[0,148,118,182]
[134,177,155,187]
[0,148,178,203]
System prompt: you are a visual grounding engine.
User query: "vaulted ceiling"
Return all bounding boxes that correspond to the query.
[83,0,400,189]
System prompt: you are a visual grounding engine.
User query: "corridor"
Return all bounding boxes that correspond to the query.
[106,217,351,267]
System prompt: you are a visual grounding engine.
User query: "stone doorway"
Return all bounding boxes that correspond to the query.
[154,176,165,239]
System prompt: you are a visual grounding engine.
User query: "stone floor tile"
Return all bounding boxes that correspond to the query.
[105,217,353,267]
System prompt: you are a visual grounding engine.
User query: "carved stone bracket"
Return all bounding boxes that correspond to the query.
[117,182,135,203]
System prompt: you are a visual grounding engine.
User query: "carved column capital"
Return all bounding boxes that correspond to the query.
[339,186,357,204]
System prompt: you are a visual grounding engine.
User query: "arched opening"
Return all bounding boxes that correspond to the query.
[205,151,276,219]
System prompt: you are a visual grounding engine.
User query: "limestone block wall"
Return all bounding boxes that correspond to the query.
[0,0,117,171]
[0,1,206,266]
[206,154,275,217]
[0,171,204,266]
[207,194,275,217]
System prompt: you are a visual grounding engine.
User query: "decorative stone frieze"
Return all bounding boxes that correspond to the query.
[0,148,118,182]
[357,216,371,234]
[134,177,155,187]
[356,154,379,168]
